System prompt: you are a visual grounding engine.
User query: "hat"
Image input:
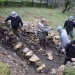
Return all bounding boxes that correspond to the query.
[11,11,17,17]
[71,40,75,44]
[56,26,62,31]
[69,15,74,19]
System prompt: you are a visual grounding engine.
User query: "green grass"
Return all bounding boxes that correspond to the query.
[0,62,11,75]
[0,7,75,39]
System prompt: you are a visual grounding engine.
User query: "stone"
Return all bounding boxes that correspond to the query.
[47,51,53,60]
[50,68,57,74]
[14,42,23,50]
[8,31,14,36]
[1,26,9,30]
[57,65,65,75]
[30,45,35,50]
[25,50,33,57]
[34,61,42,66]
[50,31,55,37]
[29,54,40,63]
[55,36,60,40]
[23,47,30,54]
[53,37,60,46]
[39,48,43,52]
[36,64,46,72]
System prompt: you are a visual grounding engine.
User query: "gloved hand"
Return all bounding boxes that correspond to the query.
[21,27,25,31]
[49,26,52,29]
[62,49,65,52]
[71,58,75,62]
[3,22,5,24]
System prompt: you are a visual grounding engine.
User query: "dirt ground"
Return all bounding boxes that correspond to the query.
[0,16,65,75]
[0,32,65,75]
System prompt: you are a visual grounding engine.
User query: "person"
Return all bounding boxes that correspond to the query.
[5,11,23,37]
[56,26,69,54]
[37,19,51,49]
[63,40,75,65]
[63,15,75,39]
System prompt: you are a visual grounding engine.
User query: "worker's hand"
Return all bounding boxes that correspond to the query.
[67,61,70,64]
[71,58,75,62]
[49,26,52,29]
[62,49,65,52]
[21,27,25,31]
[49,27,52,29]
[3,22,5,24]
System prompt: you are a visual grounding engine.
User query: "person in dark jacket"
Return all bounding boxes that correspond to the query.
[63,40,75,65]
[63,15,75,39]
[5,11,23,37]
[37,19,51,49]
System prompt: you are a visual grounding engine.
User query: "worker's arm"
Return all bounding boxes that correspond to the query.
[5,16,11,23]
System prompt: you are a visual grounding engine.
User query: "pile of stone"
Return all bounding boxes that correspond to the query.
[22,47,46,72]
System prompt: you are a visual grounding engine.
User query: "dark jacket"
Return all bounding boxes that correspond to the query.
[65,43,75,58]
[5,15,23,29]
[64,20,75,31]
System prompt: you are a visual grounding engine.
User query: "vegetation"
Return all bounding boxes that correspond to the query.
[0,0,64,8]
[0,0,48,8]
[63,0,75,13]
[0,62,11,75]
[0,7,75,38]
[64,63,75,75]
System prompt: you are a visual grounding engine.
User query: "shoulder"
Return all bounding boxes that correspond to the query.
[8,15,12,18]
[66,43,71,48]
[65,19,68,22]
[62,30,67,34]
[17,16,21,19]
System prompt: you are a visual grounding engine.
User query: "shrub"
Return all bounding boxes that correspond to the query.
[0,62,11,75]
[64,62,75,75]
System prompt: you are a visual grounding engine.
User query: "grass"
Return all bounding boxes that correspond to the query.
[0,7,75,39]
[0,62,11,75]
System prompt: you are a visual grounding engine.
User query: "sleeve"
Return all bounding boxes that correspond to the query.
[38,25,50,32]
[65,43,70,52]
[73,21,75,28]
[5,16,11,23]
[60,35,66,49]
[63,20,67,28]
[19,17,23,27]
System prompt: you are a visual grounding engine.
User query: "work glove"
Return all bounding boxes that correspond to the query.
[71,58,75,62]
[3,22,5,24]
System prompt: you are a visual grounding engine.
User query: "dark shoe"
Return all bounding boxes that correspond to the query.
[58,50,61,54]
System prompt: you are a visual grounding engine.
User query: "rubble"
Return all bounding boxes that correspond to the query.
[57,65,65,75]
[14,42,23,50]
[25,50,33,57]
[29,54,40,63]
[53,36,60,46]
[50,68,57,74]
[47,51,53,60]
[55,36,60,40]
[36,64,46,72]
[0,17,66,75]
[23,47,30,54]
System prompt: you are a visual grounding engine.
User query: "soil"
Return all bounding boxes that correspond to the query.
[0,16,65,75]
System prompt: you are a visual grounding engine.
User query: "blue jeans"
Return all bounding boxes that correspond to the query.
[67,31,73,39]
